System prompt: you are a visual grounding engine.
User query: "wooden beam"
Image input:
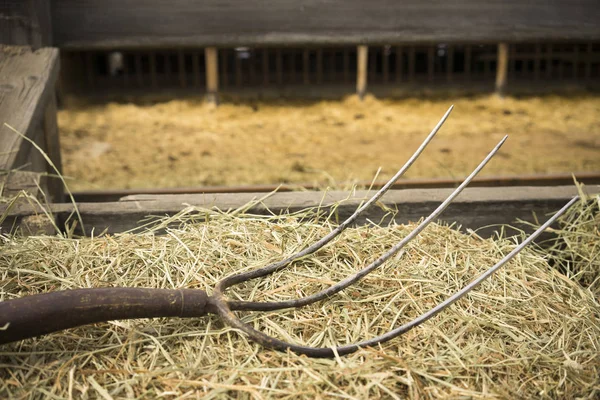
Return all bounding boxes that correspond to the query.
[356,45,368,99]
[51,1,600,49]
[495,43,509,96]
[204,47,219,104]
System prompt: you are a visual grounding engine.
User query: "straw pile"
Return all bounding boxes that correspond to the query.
[58,94,600,190]
[1,199,599,399]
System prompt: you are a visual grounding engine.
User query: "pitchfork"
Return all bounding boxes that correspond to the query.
[0,106,578,358]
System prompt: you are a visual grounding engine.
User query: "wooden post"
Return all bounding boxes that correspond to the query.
[356,45,368,99]
[495,43,509,96]
[204,47,219,104]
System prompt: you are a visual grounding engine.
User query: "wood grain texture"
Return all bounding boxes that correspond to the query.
[0,46,60,173]
[51,0,600,49]
[1,186,596,238]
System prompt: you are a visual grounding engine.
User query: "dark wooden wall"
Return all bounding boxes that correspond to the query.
[0,0,52,47]
[51,0,600,49]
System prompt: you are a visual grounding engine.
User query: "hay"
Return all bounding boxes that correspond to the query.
[542,189,600,301]
[58,93,600,190]
[1,204,599,399]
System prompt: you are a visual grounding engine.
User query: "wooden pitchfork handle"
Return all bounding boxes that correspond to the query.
[0,288,215,344]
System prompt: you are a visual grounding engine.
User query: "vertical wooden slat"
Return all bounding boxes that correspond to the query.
[446,46,453,83]
[369,48,377,82]
[84,52,94,88]
[558,45,564,80]
[222,50,229,88]
[135,53,143,87]
[427,46,434,83]
[303,49,310,84]
[408,46,415,82]
[289,50,296,84]
[464,45,471,79]
[343,48,350,83]
[150,52,157,88]
[383,46,389,83]
[396,46,403,82]
[205,47,219,104]
[573,44,580,79]
[276,49,283,85]
[249,50,256,85]
[263,49,270,86]
[235,50,242,87]
[495,43,509,96]
[356,45,368,99]
[164,52,172,86]
[192,52,200,87]
[546,44,553,79]
[178,50,186,88]
[534,44,541,81]
[316,48,323,84]
[122,53,130,87]
[585,43,592,80]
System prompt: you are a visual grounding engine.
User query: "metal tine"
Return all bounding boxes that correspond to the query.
[215,196,580,358]
[217,105,454,289]
[228,135,508,312]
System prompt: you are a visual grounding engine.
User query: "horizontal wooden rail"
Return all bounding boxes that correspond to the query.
[2,186,598,238]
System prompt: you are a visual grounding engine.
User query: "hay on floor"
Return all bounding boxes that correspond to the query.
[0,197,599,399]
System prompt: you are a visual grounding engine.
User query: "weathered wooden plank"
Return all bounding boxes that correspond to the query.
[51,1,600,49]
[1,186,596,238]
[0,46,60,174]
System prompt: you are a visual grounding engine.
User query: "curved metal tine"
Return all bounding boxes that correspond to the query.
[228,135,508,312]
[218,105,454,288]
[216,196,580,358]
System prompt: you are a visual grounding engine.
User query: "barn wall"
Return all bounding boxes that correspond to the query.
[51,0,600,49]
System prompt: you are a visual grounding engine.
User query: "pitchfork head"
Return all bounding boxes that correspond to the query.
[208,106,579,357]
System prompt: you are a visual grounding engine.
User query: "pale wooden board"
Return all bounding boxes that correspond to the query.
[51,0,600,49]
[0,46,59,172]
[1,186,597,237]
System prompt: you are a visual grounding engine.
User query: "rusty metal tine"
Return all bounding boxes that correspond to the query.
[214,196,580,358]
[227,135,508,312]
[217,105,454,289]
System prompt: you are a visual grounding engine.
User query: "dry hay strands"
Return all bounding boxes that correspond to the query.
[0,204,598,398]
[532,187,600,301]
